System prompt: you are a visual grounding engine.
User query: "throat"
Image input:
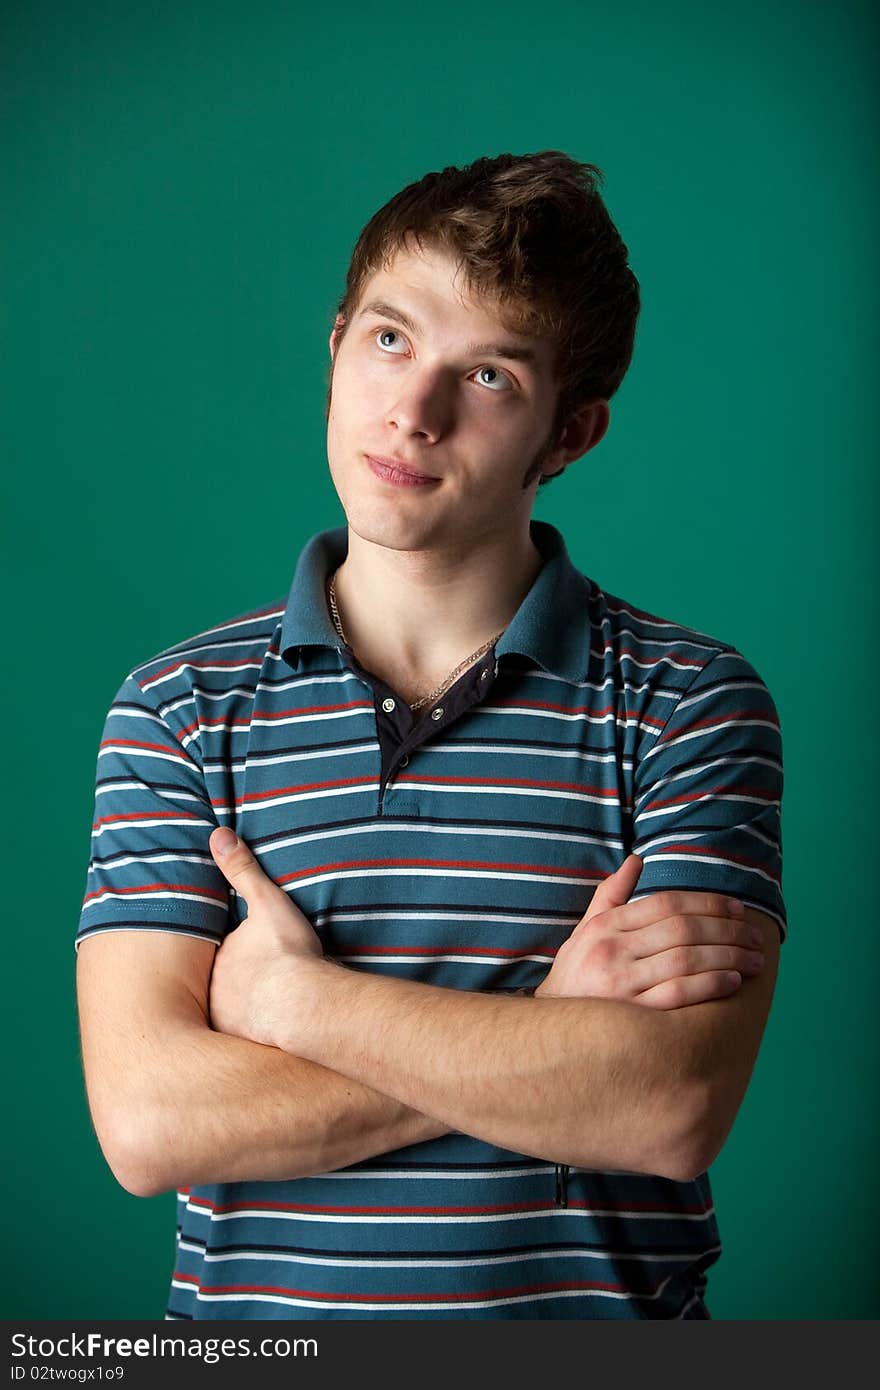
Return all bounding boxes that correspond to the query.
[354,642,495,713]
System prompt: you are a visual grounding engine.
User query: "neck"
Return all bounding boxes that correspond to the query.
[330,524,543,695]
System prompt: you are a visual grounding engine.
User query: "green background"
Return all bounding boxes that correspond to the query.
[4,0,878,1319]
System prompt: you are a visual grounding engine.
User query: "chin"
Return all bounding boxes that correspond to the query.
[343,505,435,553]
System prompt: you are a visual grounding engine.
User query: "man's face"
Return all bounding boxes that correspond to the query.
[325,240,566,558]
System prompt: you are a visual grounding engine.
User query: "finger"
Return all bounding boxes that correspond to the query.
[584,854,644,920]
[633,970,743,1010]
[629,914,765,960]
[631,943,764,994]
[590,889,746,934]
[209,827,281,909]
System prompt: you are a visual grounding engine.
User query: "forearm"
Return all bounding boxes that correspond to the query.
[116,1024,451,1197]
[275,962,707,1181]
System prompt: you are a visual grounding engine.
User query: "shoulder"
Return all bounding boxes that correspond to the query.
[588,582,736,681]
[587,580,777,697]
[100,597,287,747]
[122,597,287,704]
[96,596,288,773]
[582,580,780,754]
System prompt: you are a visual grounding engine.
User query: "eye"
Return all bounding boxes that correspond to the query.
[473,365,512,392]
[375,327,408,354]
[373,327,513,392]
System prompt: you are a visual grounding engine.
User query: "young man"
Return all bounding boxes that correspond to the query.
[76,152,785,1320]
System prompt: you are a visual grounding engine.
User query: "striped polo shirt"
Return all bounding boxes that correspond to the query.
[76,518,786,1320]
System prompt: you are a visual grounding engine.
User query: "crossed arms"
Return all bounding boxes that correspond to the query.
[76,830,780,1199]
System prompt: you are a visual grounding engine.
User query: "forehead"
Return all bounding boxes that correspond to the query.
[354,241,552,365]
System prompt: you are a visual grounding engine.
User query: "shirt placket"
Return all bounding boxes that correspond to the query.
[337,646,498,815]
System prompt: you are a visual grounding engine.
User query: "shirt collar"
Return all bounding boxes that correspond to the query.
[279,519,592,683]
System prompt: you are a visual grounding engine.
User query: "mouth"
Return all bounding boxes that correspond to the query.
[365,454,441,488]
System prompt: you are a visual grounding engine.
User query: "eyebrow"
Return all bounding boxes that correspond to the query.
[357,299,540,366]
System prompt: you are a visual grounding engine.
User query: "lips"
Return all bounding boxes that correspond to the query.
[365,454,441,487]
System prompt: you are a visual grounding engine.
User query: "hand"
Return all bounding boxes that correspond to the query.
[207,827,325,1046]
[535,855,764,1009]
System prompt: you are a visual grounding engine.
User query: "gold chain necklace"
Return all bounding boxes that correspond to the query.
[328,568,502,712]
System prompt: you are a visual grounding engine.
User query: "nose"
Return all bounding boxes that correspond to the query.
[386,366,453,443]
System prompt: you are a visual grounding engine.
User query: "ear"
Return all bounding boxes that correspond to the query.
[542,399,611,479]
[329,313,346,360]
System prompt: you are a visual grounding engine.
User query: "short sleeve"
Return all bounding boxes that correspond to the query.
[631,649,786,942]
[75,673,230,952]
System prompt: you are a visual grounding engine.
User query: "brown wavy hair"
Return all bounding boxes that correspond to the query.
[326,150,640,484]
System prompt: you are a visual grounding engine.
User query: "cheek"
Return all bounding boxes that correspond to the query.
[329,362,375,429]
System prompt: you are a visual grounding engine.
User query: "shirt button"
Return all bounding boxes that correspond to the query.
[431,707,443,721]
[382,697,396,712]
[400,755,409,767]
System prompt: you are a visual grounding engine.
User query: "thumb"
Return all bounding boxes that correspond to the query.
[209,827,282,910]
[584,853,644,920]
